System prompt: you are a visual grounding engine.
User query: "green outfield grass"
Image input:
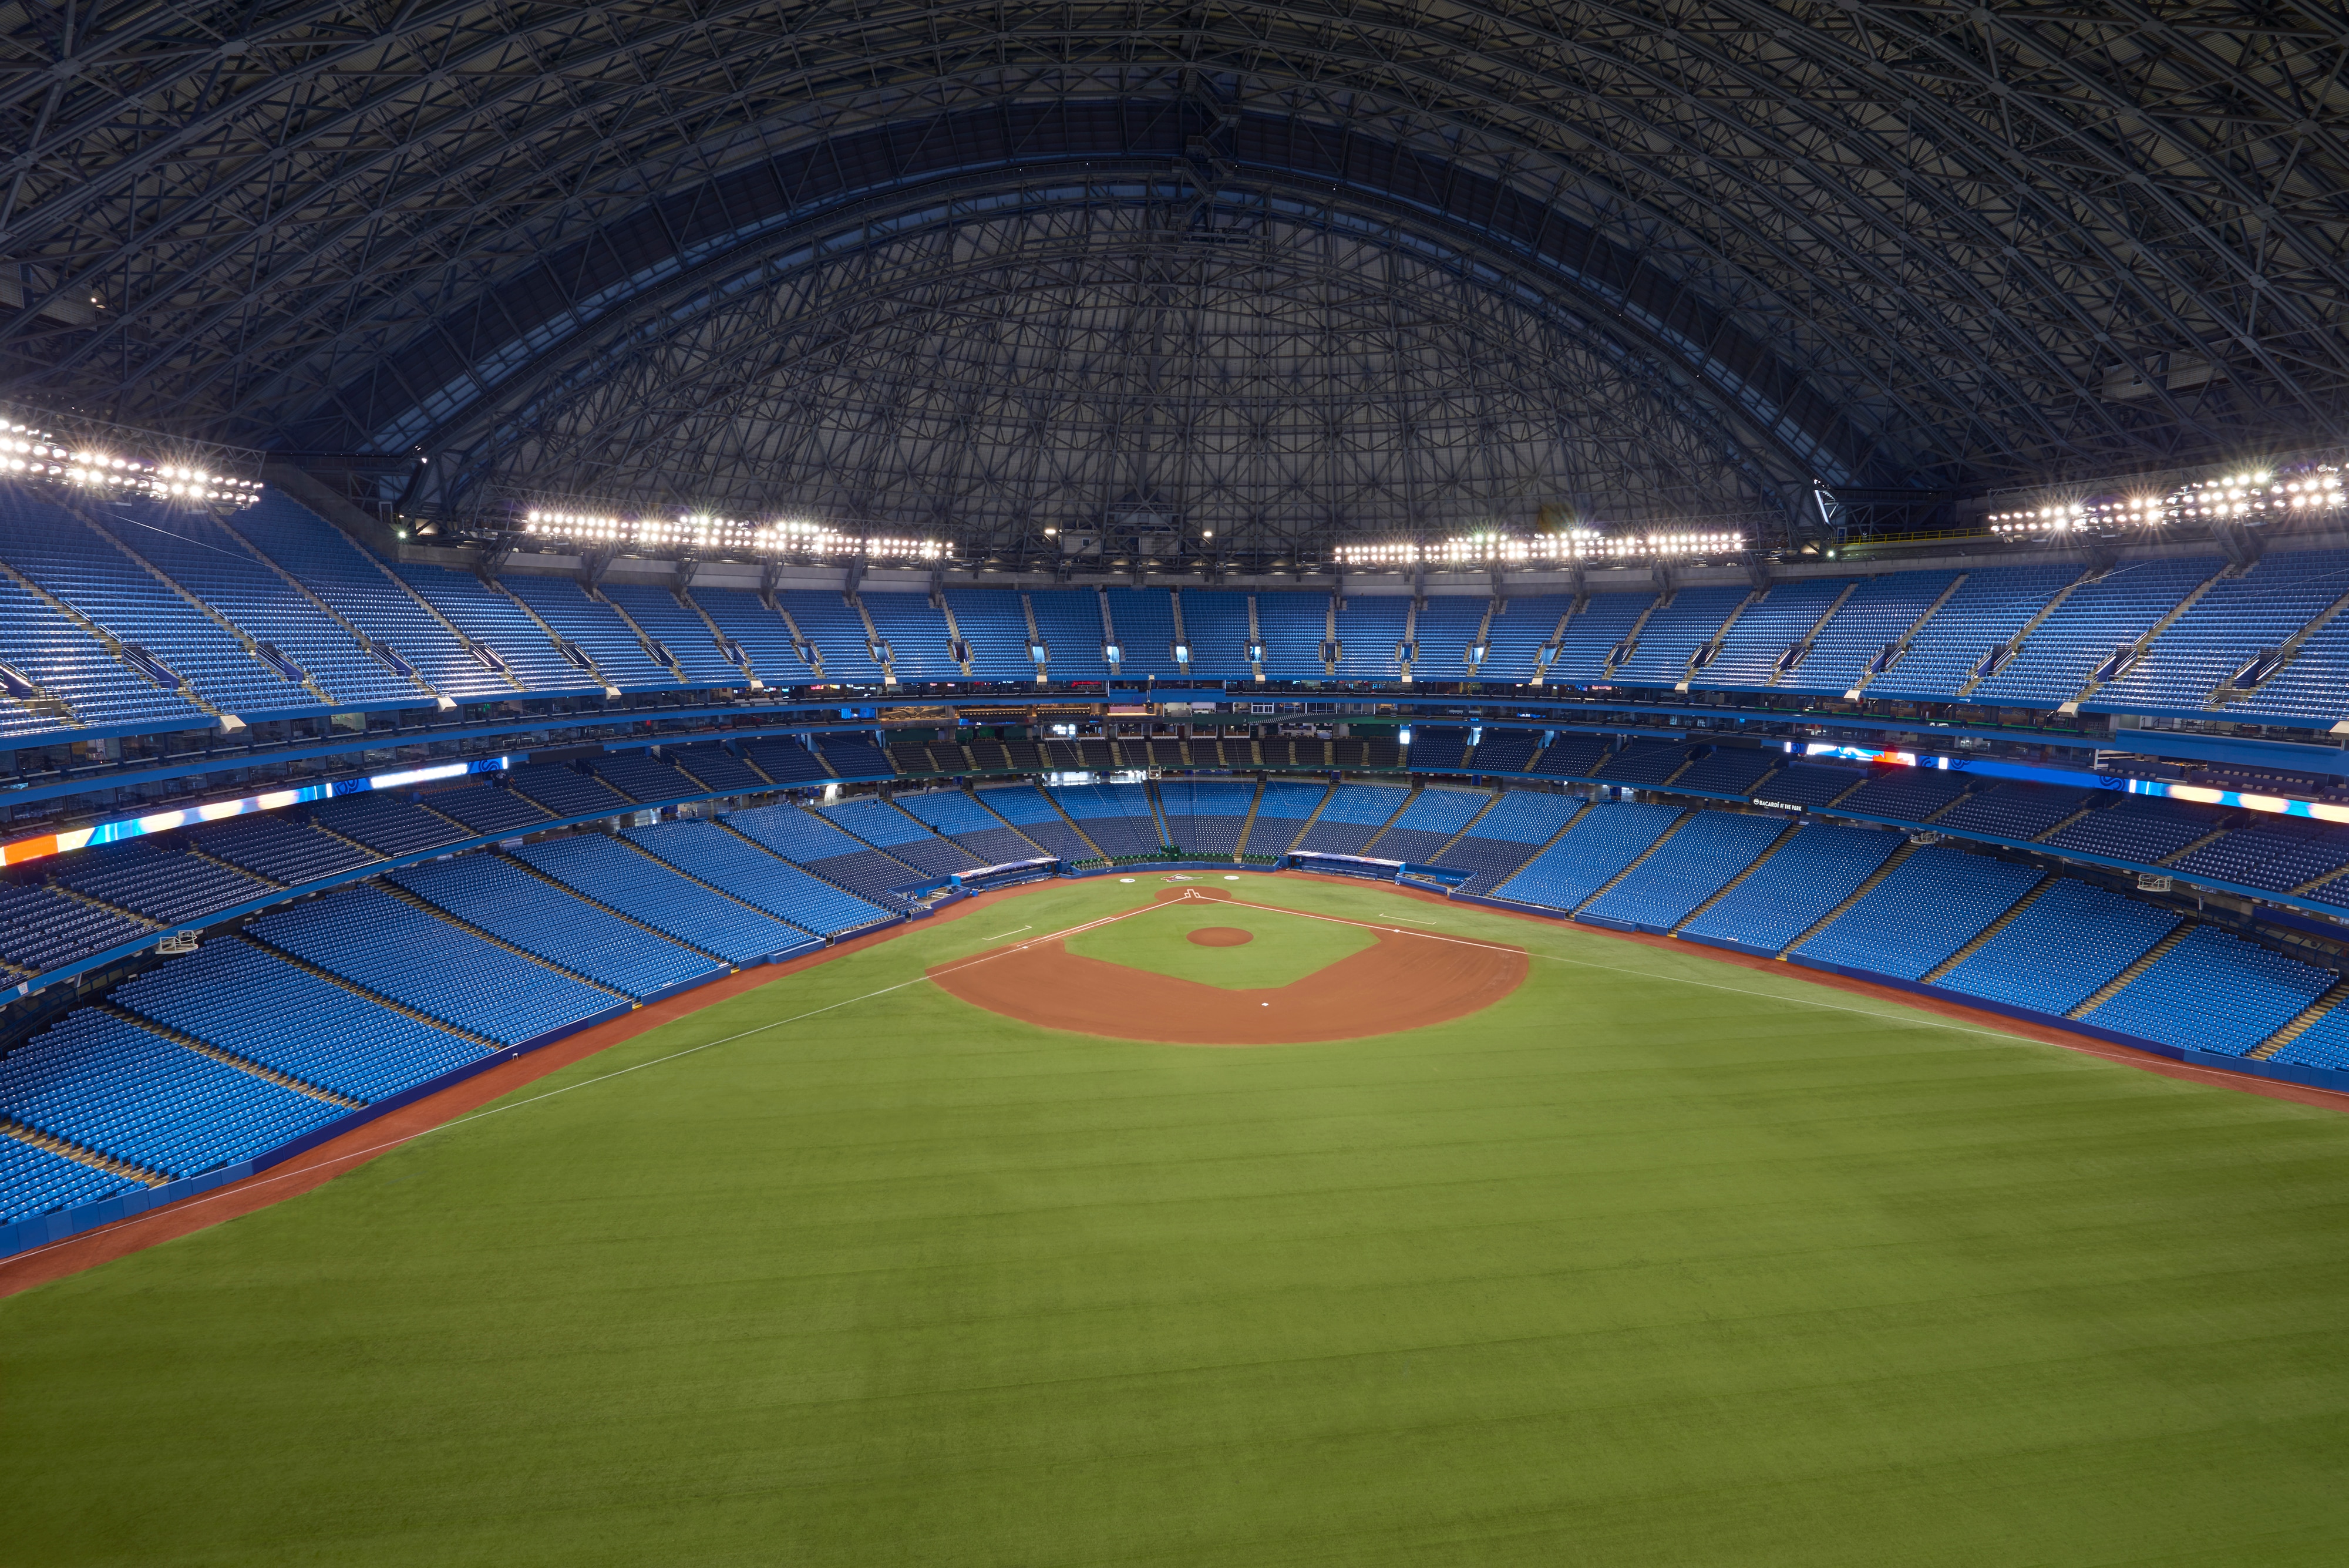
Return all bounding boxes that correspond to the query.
[6,873,2349,1566]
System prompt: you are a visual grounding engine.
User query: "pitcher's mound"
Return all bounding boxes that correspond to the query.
[1188,927,1254,947]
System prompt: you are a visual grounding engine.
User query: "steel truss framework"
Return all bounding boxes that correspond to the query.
[2,0,2344,550]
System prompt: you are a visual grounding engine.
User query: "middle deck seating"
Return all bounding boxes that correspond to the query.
[247,885,618,1046]
[1465,728,1540,775]
[190,810,380,887]
[2041,795,2230,866]
[513,835,818,963]
[816,800,982,876]
[741,737,832,785]
[1577,810,1789,931]
[1669,744,1782,798]
[112,937,486,1102]
[666,743,769,796]
[0,881,156,974]
[1832,766,1973,824]
[2166,821,2349,894]
[814,733,892,781]
[420,782,554,839]
[1930,782,2094,842]
[629,819,894,934]
[1793,844,2044,980]
[504,763,634,820]
[390,854,723,1001]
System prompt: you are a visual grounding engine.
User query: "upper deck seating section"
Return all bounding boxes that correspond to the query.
[1610,586,1749,688]
[1691,577,1855,692]
[390,853,721,1001]
[972,785,1102,861]
[941,590,1038,682]
[894,789,1050,863]
[1677,822,1902,954]
[0,1010,342,1178]
[1793,844,2043,981]
[99,498,418,708]
[2082,923,2333,1056]
[1294,783,1411,856]
[0,881,153,975]
[1028,589,1112,683]
[1966,555,2215,710]
[1334,595,1411,679]
[600,581,742,687]
[817,800,981,876]
[1934,879,2180,1017]
[0,1133,138,1225]
[111,937,484,1103]
[1867,564,2079,702]
[235,492,507,700]
[189,811,379,885]
[1410,596,1489,679]
[861,592,954,682]
[1369,788,1490,863]
[1176,590,1254,681]
[392,563,601,695]
[1776,570,1960,698]
[2229,569,2349,724]
[52,836,272,924]
[1545,592,1654,685]
[1104,588,1182,679]
[513,834,818,964]
[1443,792,1581,894]
[1479,594,1574,683]
[692,586,806,686]
[0,557,204,735]
[775,591,877,678]
[1577,809,1788,931]
[0,489,317,720]
[1254,593,1328,680]
[1493,801,1686,912]
[501,575,680,691]
[2089,551,2349,721]
[248,884,616,1046]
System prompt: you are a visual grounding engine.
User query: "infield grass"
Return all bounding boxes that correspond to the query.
[6,872,2349,1565]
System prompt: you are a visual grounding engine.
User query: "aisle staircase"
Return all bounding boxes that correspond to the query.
[1778,840,1916,958]
[1920,874,2051,982]
[2067,924,2189,1017]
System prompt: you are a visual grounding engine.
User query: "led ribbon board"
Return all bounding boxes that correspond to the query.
[0,757,509,868]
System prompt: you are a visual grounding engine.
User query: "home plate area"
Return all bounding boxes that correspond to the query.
[926,889,1527,1045]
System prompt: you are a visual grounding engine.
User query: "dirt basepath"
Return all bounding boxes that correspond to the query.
[929,895,1527,1044]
